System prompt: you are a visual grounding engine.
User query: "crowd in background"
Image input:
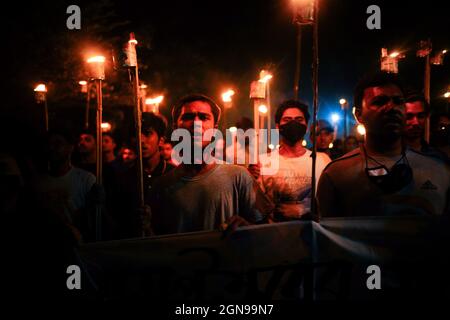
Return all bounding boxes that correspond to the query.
[2,72,449,247]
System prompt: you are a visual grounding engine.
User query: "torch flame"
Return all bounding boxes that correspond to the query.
[129,32,138,45]
[357,124,366,136]
[259,74,273,83]
[101,122,112,132]
[145,95,164,105]
[222,89,235,102]
[34,84,47,92]
[258,105,268,114]
[87,56,106,63]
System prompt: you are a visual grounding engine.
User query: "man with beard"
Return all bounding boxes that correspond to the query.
[404,94,449,164]
[149,94,271,235]
[317,72,450,217]
[404,94,429,152]
[256,100,331,221]
[75,131,97,175]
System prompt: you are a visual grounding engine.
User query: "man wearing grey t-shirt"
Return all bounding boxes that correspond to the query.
[149,94,272,235]
[317,72,449,217]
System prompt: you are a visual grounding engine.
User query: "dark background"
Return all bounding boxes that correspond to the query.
[3,0,449,152]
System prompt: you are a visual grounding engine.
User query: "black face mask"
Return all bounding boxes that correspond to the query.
[279,121,307,144]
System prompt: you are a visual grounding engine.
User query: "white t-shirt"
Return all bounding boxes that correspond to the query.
[33,167,96,222]
[259,149,331,219]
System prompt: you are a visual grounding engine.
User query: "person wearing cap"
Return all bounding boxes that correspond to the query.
[149,94,272,235]
[309,119,343,160]
[317,71,450,218]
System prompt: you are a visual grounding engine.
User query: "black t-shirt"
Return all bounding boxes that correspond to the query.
[110,158,175,239]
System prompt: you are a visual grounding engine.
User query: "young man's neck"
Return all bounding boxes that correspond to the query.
[365,134,403,157]
[81,152,96,164]
[279,139,306,157]
[49,161,72,177]
[405,137,422,152]
[181,162,216,177]
[103,151,116,163]
[180,149,217,176]
[144,151,161,173]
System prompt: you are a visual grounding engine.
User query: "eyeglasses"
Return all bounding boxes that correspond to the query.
[180,112,212,121]
[370,95,405,107]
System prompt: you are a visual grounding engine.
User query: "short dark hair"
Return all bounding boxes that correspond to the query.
[162,138,176,147]
[235,117,254,131]
[102,132,115,141]
[78,129,96,139]
[45,129,76,146]
[275,100,310,124]
[171,94,222,125]
[103,132,121,148]
[310,119,334,134]
[405,93,430,114]
[142,112,167,138]
[353,71,405,110]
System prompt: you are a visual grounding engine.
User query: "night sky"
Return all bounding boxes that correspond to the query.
[3,0,449,147]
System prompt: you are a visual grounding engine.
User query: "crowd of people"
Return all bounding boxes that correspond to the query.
[2,71,449,246]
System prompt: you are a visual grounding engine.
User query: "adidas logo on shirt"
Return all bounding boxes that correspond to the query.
[420,180,437,190]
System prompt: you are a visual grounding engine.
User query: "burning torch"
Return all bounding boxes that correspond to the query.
[79,80,91,130]
[123,33,147,237]
[86,54,105,241]
[34,84,48,132]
